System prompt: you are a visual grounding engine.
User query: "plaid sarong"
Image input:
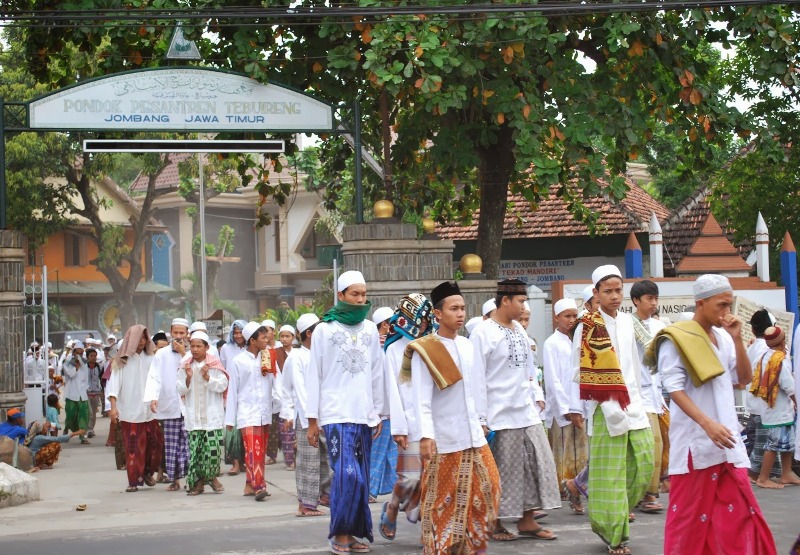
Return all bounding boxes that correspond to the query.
[394,441,423,523]
[368,419,397,497]
[224,426,244,465]
[588,406,653,549]
[64,399,89,441]
[187,429,223,488]
[162,417,188,481]
[296,424,332,509]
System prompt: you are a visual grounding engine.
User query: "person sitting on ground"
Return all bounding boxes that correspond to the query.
[0,408,28,443]
[25,421,84,470]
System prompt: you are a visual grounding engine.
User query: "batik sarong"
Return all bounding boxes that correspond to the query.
[647,412,664,495]
[107,419,126,469]
[421,444,500,555]
[664,455,777,555]
[323,423,373,541]
[394,441,423,523]
[549,421,589,485]
[34,442,61,467]
[490,424,562,518]
[242,424,269,490]
[658,408,671,481]
[296,424,332,509]
[267,412,280,461]
[187,429,223,488]
[280,418,296,467]
[120,420,163,487]
[369,419,397,497]
[64,399,89,440]
[588,407,653,549]
[162,416,189,481]
[224,426,244,466]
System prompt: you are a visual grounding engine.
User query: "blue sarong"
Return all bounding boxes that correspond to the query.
[368,418,397,497]
[324,423,374,542]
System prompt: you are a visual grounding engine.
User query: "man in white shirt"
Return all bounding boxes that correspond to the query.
[143,317,190,492]
[368,306,397,502]
[220,319,248,476]
[261,318,283,467]
[305,270,385,555]
[177,331,228,495]
[542,297,587,515]
[630,279,667,513]
[62,340,91,445]
[225,321,277,500]
[745,309,776,480]
[280,313,331,517]
[656,274,776,555]
[107,325,160,492]
[471,279,560,542]
[572,265,653,555]
[412,280,499,555]
[379,293,434,541]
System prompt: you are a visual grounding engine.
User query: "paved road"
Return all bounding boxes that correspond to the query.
[2,421,797,554]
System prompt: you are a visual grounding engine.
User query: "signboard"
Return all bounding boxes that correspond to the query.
[29,68,334,132]
[732,296,795,352]
[202,319,223,340]
[500,256,625,291]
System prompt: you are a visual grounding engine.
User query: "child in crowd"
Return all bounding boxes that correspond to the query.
[46,393,61,436]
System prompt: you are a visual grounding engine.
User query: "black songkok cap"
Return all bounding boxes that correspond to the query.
[152,332,168,343]
[431,281,462,306]
[497,279,527,297]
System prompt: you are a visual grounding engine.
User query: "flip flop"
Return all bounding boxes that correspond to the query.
[378,502,397,541]
[329,539,350,555]
[296,507,326,517]
[533,511,548,520]
[125,486,138,493]
[637,500,663,513]
[227,470,240,476]
[561,479,585,515]
[491,526,517,541]
[517,527,557,540]
[255,488,270,501]
[348,541,370,553]
[75,504,87,511]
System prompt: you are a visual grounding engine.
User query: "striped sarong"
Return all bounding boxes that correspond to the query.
[647,412,664,495]
[161,417,188,481]
[549,421,589,485]
[187,429,223,488]
[658,409,671,481]
[324,423,373,541]
[748,415,783,477]
[296,424,332,509]
[394,441,423,523]
[490,424,562,518]
[368,419,397,497]
[588,406,653,549]
[421,444,499,555]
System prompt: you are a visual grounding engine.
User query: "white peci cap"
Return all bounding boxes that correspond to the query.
[371,306,394,325]
[337,270,366,292]
[553,298,578,316]
[482,299,496,316]
[242,321,261,342]
[591,265,622,287]
[296,313,320,334]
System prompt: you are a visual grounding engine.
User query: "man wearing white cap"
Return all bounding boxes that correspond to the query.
[368,305,396,503]
[306,269,385,553]
[371,306,394,348]
[260,318,283,466]
[189,321,219,358]
[62,340,91,444]
[280,313,332,516]
[542,297,587,514]
[517,301,539,368]
[471,279,559,542]
[226,321,279,500]
[572,265,653,554]
[482,298,496,320]
[581,284,599,316]
[650,274,776,554]
[143,317,191,491]
[276,323,297,470]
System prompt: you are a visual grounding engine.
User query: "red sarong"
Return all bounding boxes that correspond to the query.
[664,456,776,555]
[242,425,269,490]
[120,420,163,487]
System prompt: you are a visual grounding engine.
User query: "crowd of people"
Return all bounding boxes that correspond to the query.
[2,264,799,555]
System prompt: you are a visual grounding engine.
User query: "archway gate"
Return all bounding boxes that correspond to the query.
[0,66,369,228]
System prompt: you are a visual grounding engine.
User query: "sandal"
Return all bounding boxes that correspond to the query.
[607,545,631,554]
[297,507,326,517]
[517,526,557,540]
[125,486,138,493]
[285,463,296,471]
[348,541,370,553]
[561,479,585,515]
[629,513,636,523]
[491,526,517,541]
[637,500,663,513]
[319,494,330,507]
[210,478,225,493]
[266,458,277,466]
[255,488,270,501]
[187,480,204,496]
[166,482,181,492]
[156,475,170,484]
[378,502,397,541]
[329,539,350,555]
[143,474,156,487]
[227,470,240,476]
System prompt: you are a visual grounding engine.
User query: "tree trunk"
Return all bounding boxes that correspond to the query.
[475,126,515,280]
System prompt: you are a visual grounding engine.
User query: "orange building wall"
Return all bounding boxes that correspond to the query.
[25,229,146,281]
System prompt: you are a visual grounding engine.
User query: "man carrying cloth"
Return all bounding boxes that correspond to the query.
[409,280,500,555]
[572,265,653,555]
[649,274,776,555]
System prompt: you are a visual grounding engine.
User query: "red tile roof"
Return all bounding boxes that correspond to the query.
[437,177,669,240]
[675,213,751,274]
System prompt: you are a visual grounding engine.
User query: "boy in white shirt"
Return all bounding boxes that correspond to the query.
[412,280,499,555]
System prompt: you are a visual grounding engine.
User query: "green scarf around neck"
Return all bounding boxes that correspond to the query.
[322,300,372,326]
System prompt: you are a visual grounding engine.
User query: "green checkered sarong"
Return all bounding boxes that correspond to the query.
[588,406,654,548]
[187,429,224,488]
[64,399,89,440]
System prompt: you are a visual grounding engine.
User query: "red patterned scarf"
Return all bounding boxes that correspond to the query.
[578,311,630,409]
